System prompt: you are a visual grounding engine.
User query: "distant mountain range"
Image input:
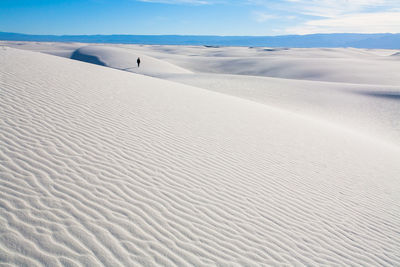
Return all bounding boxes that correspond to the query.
[1,32,399,49]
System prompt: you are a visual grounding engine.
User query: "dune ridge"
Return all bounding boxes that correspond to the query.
[1,47,400,266]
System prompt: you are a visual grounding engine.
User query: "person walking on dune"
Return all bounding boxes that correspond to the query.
[137,57,141,68]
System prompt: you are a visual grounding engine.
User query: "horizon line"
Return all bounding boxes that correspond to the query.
[1,31,400,38]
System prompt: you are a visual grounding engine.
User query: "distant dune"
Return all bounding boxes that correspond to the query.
[1,42,400,266]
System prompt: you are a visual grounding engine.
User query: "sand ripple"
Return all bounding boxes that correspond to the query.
[1,48,400,266]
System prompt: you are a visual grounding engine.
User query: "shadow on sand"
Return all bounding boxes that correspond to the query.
[71,50,106,66]
[361,91,400,100]
[120,67,138,71]
[70,50,139,72]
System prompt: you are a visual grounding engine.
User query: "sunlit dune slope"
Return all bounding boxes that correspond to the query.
[1,47,400,266]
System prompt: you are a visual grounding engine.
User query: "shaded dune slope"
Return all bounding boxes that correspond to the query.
[1,48,400,266]
[71,49,106,66]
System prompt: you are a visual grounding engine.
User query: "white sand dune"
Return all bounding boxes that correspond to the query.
[71,45,192,77]
[0,41,83,58]
[164,73,400,146]
[117,45,400,85]
[52,42,400,145]
[6,41,399,85]
[5,41,399,84]
[1,45,400,266]
[170,56,400,85]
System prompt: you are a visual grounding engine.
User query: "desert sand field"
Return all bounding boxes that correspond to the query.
[1,41,400,266]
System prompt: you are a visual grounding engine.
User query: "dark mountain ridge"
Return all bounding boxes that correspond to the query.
[1,32,399,49]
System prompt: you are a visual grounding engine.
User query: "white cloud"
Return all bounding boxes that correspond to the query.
[247,0,400,34]
[246,0,399,17]
[285,12,400,34]
[282,0,399,17]
[253,12,276,22]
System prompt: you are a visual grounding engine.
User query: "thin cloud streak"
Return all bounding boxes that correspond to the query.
[246,0,399,17]
[285,12,400,34]
[245,0,400,34]
[286,0,399,17]
[253,11,276,22]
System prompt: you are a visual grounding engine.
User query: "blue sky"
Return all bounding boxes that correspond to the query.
[1,0,399,36]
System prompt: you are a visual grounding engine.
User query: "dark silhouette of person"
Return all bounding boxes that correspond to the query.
[137,57,141,68]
